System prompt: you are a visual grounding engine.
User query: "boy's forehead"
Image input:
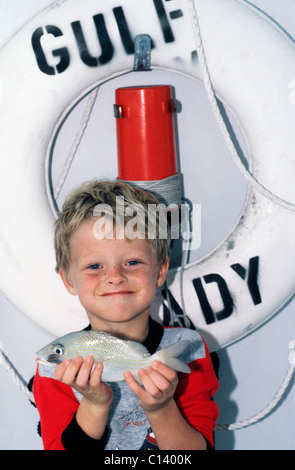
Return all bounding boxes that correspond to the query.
[73,216,148,240]
[70,217,154,255]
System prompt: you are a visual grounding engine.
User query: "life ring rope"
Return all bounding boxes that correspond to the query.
[186,0,295,213]
[0,342,34,403]
[53,86,100,201]
[216,350,295,430]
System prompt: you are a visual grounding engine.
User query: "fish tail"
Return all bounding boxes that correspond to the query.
[155,340,191,374]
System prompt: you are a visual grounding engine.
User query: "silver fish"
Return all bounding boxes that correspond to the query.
[36,330,191,382]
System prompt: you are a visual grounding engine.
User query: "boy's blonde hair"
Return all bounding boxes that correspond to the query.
[54,180,170,273]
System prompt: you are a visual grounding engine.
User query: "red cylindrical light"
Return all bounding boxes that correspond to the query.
[115,86,177,181]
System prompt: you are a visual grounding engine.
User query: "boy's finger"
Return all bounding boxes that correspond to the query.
[53,359,72,381]
[61,356,83,385]
[124,371,145,398]
[151,361,178,383]
[75,356,94,387]
[143,367,173,394]
[89,362,103,387]
[138,368,163,397]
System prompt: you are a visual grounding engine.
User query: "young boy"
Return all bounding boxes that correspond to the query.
[33,180,219,450]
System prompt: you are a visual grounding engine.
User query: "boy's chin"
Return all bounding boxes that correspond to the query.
[87,309,150,328]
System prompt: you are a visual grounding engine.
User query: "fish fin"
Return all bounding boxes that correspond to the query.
[154,340,191,374]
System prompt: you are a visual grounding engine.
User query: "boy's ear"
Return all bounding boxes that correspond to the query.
[156,259,169,288]
[59,269,77,296]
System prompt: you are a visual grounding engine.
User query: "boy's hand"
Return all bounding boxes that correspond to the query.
[124,361,178,413]
[54,356,113,407]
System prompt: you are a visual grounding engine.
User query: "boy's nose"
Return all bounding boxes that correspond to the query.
[105,266,126,285]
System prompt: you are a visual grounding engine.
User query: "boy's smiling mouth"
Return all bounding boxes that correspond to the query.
[96,289,137,297]
[101,290,136,296]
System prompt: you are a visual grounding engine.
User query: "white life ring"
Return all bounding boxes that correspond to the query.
[1,0,295,351]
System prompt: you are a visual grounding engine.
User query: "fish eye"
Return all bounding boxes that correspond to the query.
[53,344,64,356]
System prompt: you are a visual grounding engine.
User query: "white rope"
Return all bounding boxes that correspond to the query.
[117,173,183,207]
[54,87,99,200]
[216,352,295,430]
[0,342,35,403]
[179,202,194,328]
[185,0,295,212]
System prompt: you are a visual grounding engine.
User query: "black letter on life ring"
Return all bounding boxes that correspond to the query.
[71,14,114,66]
[193,275,234,325]
[231,256,262,305]
[153,0,175,43]
[113,7,134,54]
[31,26,70,75]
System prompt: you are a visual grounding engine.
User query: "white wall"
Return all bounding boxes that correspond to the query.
[0,0,294,450]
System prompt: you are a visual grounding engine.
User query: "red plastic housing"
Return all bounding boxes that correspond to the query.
[115,85,177,181]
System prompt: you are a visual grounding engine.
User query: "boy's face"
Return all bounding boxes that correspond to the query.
[60,218,169,335]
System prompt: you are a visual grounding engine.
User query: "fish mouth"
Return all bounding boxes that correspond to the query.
[36,358,57,367]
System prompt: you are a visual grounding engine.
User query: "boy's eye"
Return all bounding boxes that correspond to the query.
[126,260,140,266]
[88,264,102,270]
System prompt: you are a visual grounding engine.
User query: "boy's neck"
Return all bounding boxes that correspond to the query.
[88,312,150,343]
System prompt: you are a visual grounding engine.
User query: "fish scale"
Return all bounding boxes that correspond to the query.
[36,330,191,382]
